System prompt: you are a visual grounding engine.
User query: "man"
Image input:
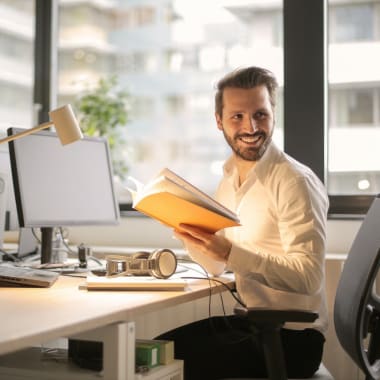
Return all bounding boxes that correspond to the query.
[157,66,329,379]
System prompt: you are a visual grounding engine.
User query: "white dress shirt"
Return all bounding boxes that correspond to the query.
[186,141,329,333]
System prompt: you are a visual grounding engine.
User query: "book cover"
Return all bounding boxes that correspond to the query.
[136,339,175,365]
[135,341,160,368]
[127,168,240,233]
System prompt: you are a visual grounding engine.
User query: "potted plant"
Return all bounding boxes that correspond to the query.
[74,75,130,181]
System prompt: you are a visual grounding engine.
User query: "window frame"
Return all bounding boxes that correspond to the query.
[284,0,373,217]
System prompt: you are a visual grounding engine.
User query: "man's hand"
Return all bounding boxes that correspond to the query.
[174,223,232,263]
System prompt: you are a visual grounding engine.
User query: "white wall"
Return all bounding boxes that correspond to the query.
[67,215,182,250]
[65,216,363,254]
[3,213,363,253]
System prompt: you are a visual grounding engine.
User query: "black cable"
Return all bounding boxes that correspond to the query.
[178,257,246,330]
[87,255,103,266]
[177,257,245,308]
[178,258,214,316]
[59,227,76,254]
[178,264,251,345]
[181,275,245,307]
[31,228,41,244]
[0,249,19,262]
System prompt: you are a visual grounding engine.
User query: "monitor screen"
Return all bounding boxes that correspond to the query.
[8,128,120,262]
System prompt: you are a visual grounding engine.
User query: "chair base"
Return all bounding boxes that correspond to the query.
[309,364,334,379]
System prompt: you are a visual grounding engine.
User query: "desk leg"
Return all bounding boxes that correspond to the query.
[70,321,136,380]
[103,321,135,380]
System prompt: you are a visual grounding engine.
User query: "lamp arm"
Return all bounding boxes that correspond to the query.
[0,121,54,145]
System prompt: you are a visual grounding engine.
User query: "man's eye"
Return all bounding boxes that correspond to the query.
[255,112,266,119]
[232,114,243,120]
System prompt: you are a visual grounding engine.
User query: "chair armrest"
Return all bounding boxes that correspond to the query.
[233,305,319,380]
[234,304,318,325]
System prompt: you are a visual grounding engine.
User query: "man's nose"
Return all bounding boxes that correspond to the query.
[246,117,258,132]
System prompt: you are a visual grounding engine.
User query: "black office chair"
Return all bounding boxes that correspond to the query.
[223,195,380,380]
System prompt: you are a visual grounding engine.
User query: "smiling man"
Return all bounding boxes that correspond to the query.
[217,80,274,166]
[156,67,329,380]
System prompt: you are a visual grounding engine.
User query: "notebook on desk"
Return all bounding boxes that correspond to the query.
[84,274,187,291]
[0,265,59,287]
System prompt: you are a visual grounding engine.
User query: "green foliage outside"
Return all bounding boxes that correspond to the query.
[75,75,130,180]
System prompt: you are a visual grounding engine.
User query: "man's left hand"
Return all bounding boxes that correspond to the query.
[174,223,232,263]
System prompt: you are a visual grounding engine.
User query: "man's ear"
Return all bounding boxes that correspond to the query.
[215,113,223,131]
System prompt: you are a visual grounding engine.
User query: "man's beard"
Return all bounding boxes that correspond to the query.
[222,130,272,161]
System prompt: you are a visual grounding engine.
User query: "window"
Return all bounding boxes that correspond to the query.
[0,0,34,133]
[5,0,380,217]
[117,6,156,28]
[329,3,375,42]
[330,88,376,126]
[56,0,284,201]
[328,0,380,202]
[4,1,376,217]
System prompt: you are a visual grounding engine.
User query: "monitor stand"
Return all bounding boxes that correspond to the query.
[41,227,54,264]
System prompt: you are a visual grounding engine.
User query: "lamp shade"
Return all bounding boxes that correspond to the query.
[49,104,83,145]
[0,104,83,146]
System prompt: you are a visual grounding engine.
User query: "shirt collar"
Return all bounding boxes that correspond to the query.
[223,140,281,184]
[254,140,282,182]
[223,155,239,189]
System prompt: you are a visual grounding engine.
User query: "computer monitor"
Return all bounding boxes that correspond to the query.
[8,128,120,263]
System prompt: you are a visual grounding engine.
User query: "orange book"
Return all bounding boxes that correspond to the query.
[127,168,240,233]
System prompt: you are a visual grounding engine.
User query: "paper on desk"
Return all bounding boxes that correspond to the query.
[84,275,188,291]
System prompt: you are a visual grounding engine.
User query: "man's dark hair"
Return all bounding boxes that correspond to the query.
[215,66,278,117]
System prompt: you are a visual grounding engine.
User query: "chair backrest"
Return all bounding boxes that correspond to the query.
[334,194,380,380]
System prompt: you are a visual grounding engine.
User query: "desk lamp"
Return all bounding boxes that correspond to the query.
[0,104,83,146]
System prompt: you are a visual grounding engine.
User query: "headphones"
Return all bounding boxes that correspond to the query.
[105,249,177,279]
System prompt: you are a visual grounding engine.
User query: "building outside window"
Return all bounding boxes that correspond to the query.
[0,0,34,132]
[328,0,380,196]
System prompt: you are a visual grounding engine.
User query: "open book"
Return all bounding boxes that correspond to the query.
[127,168,240,233]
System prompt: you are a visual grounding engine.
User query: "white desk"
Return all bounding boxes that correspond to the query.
[0,271,235,379]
